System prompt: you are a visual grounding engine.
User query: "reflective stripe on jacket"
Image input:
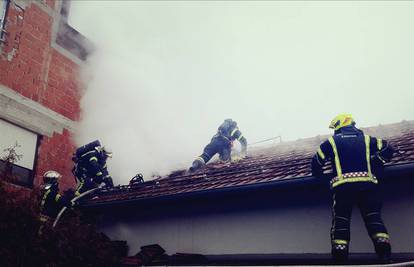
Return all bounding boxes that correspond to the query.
[311,126,394,189]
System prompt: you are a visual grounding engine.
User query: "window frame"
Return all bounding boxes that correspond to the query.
[0,119,41,189]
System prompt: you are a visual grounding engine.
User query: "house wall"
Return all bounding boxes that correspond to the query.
[0,0,85,190]
[98,177,414,255]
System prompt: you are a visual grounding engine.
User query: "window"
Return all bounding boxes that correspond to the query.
[0,119,39,188]
[0,0,9,42]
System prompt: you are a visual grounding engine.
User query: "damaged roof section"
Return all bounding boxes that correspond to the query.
[86,121,414,206]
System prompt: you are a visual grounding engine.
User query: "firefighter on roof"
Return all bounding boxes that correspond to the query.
[73,140,114,196]
[39,171,72,230]
[311,114,394,262]
[189,119,247,172]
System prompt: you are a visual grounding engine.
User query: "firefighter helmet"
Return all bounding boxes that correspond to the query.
[218,119,237,136]
[102,146,113,158]
[329,114,355,130]
[43,170,62,184]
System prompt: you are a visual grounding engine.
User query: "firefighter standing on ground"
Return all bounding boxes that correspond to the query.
[72,140,114,196]
[311,114,394,261]
[189,119,247,172]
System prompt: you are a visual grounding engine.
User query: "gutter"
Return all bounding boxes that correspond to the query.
[155,253,414,266]
[83,162,414,210]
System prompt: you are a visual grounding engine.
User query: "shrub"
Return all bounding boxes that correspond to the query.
[0,144,124,267]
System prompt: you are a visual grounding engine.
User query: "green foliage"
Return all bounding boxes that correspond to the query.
[0,144,124,267]
[0,142,23,163]
[0,181,123,267]
[0,142,23,183]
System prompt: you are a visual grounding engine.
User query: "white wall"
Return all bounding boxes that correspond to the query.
[98,178,414,255]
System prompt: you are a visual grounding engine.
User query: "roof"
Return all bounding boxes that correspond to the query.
[86,120,414,207]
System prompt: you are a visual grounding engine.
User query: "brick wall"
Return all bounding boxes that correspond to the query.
[0,0,83,191]
[35,129,77,190]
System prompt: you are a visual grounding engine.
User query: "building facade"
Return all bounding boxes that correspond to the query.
[86,121,414,256]
[97,173,414,255]
[0,0,90,191]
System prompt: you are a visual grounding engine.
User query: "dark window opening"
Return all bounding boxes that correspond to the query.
[0,160,34,188]
[0,0,10,43]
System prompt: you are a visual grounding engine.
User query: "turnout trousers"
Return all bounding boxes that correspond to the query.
[331,182,391,256]
[200,136,232,163]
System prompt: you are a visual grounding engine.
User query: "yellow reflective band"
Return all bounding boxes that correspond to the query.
[377,138,383,150]
[373,233,390,239]
[41,189,51,207]
[365,135,372,176]
[89,157,98,162]
[332,239,348,245]
[75,181,84,196]
[55,194,61,202]
[331,176,378,188]
[317,148,326,160]
[81,150,95,158]
[196,157,205,163]
[328,137,342,178]
[237,134,244,141]
[39,217,49,223]
[39,214,49,222]
[96,172,103,176]
[230,128,238,137]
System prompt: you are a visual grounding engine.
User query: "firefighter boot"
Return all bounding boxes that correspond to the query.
[189,159,204,173]
[331,240,349,262]
[373,235,391,263]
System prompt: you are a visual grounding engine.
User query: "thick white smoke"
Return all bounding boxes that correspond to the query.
[70,2,414,184]
[76,49,219,182]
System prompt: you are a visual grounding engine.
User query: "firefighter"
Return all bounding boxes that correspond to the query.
[189,119,247,172]
[39,171,72,230]
[73,140,114,196]
[311,114,394,262]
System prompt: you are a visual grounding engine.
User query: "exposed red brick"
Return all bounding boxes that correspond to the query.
[45,0,56,10]
[35,131,77,192]
[0,2,81,120]
[0,1,85,191]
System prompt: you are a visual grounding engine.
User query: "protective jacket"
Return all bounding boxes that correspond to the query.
[73,140,112,195]
[311,126,394,189]
[40,183,70,218]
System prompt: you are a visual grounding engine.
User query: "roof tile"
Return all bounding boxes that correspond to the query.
[88,121,414,205]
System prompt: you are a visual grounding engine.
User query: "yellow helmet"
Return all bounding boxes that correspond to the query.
[329,114,355,130]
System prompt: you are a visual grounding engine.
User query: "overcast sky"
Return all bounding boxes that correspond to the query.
[68,1,414,184]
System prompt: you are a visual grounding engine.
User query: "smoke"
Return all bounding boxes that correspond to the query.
[70,2,414,184]
[76,49,211,182]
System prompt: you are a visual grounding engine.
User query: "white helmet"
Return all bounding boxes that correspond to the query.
[43,170,62,184]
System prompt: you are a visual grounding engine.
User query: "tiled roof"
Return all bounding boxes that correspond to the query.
[87,121,414,206]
